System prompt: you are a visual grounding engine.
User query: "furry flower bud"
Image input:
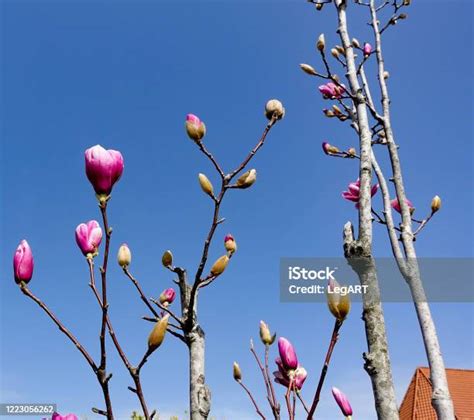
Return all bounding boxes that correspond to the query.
[259,320,276,345]
[162,250,173,268]
[148,315,169,352]
[352,38,360,48]
[236,169,257,189]
[327,278,351,321]
[210,255,229,277]
[159,288,176,306]
[300,63,318,76]
[233,362,242,381]
[185,114,206,142]
[117,243,131,268]
[198,173,214,197]
[431,195,441,213]
[317,33,325,51]
[224,234,237,255]
[331,48,339,58]
[322,142,340,155]
[265,99,285,120]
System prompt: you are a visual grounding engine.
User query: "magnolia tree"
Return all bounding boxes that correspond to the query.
[299,0,452,419]
[233,282,352,420]
[12,99,285,420]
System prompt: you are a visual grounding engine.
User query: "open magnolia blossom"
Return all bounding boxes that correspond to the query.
[391,197,415,214]
[318,82,346,99]
[342,178,379,208]
[274,362,308,390]
[273,337,307,390]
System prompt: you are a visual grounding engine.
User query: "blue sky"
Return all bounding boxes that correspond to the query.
[1,0,473,419]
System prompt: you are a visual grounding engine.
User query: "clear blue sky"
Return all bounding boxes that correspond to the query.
[1,1,472,419]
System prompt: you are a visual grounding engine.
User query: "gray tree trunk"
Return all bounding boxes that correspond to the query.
[343,223,400,420]
[187,328,211,420]
[333,0,400,417]
[365,0,455,416]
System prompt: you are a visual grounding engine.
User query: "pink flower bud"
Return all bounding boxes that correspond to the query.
[85,145,124,197]
[322,142,340,155]
[391,197,415,214]
[332,387,353,416]
[75,220,103,257]
[185,114,206,142]
[363,42,372,56]
[52,413,78,420]
[224,234,237,255]
[318,82,346,99]
[278,337,298,371]
[159,287,176,305]
[342,179,379,208]
[13,240,34,284]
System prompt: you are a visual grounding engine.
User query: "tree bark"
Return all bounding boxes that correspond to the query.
[365,1,455,417]
[187,327,211,420]
[343,223,400,420]
[333,1,400,418]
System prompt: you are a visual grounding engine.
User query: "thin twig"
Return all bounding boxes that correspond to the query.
[307,320,343,419]
[19,284,98,372]
[238,381,267,420]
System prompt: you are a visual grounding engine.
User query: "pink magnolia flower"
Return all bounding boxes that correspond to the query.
[342,179,379,208]
[278,337,298,370]
[159,287,176,305]
[185,114,206,141]
[75,220,103,256]
[332,387,353,416]
[363,42,372,56]
[52,413,78,420]
[13,240,34,284]
[273,364,308,390]
[318,82,346,99]
[391,197,415,214]
[85,145,124,196]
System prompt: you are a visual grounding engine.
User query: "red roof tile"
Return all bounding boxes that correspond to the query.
[399,367,474,419]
